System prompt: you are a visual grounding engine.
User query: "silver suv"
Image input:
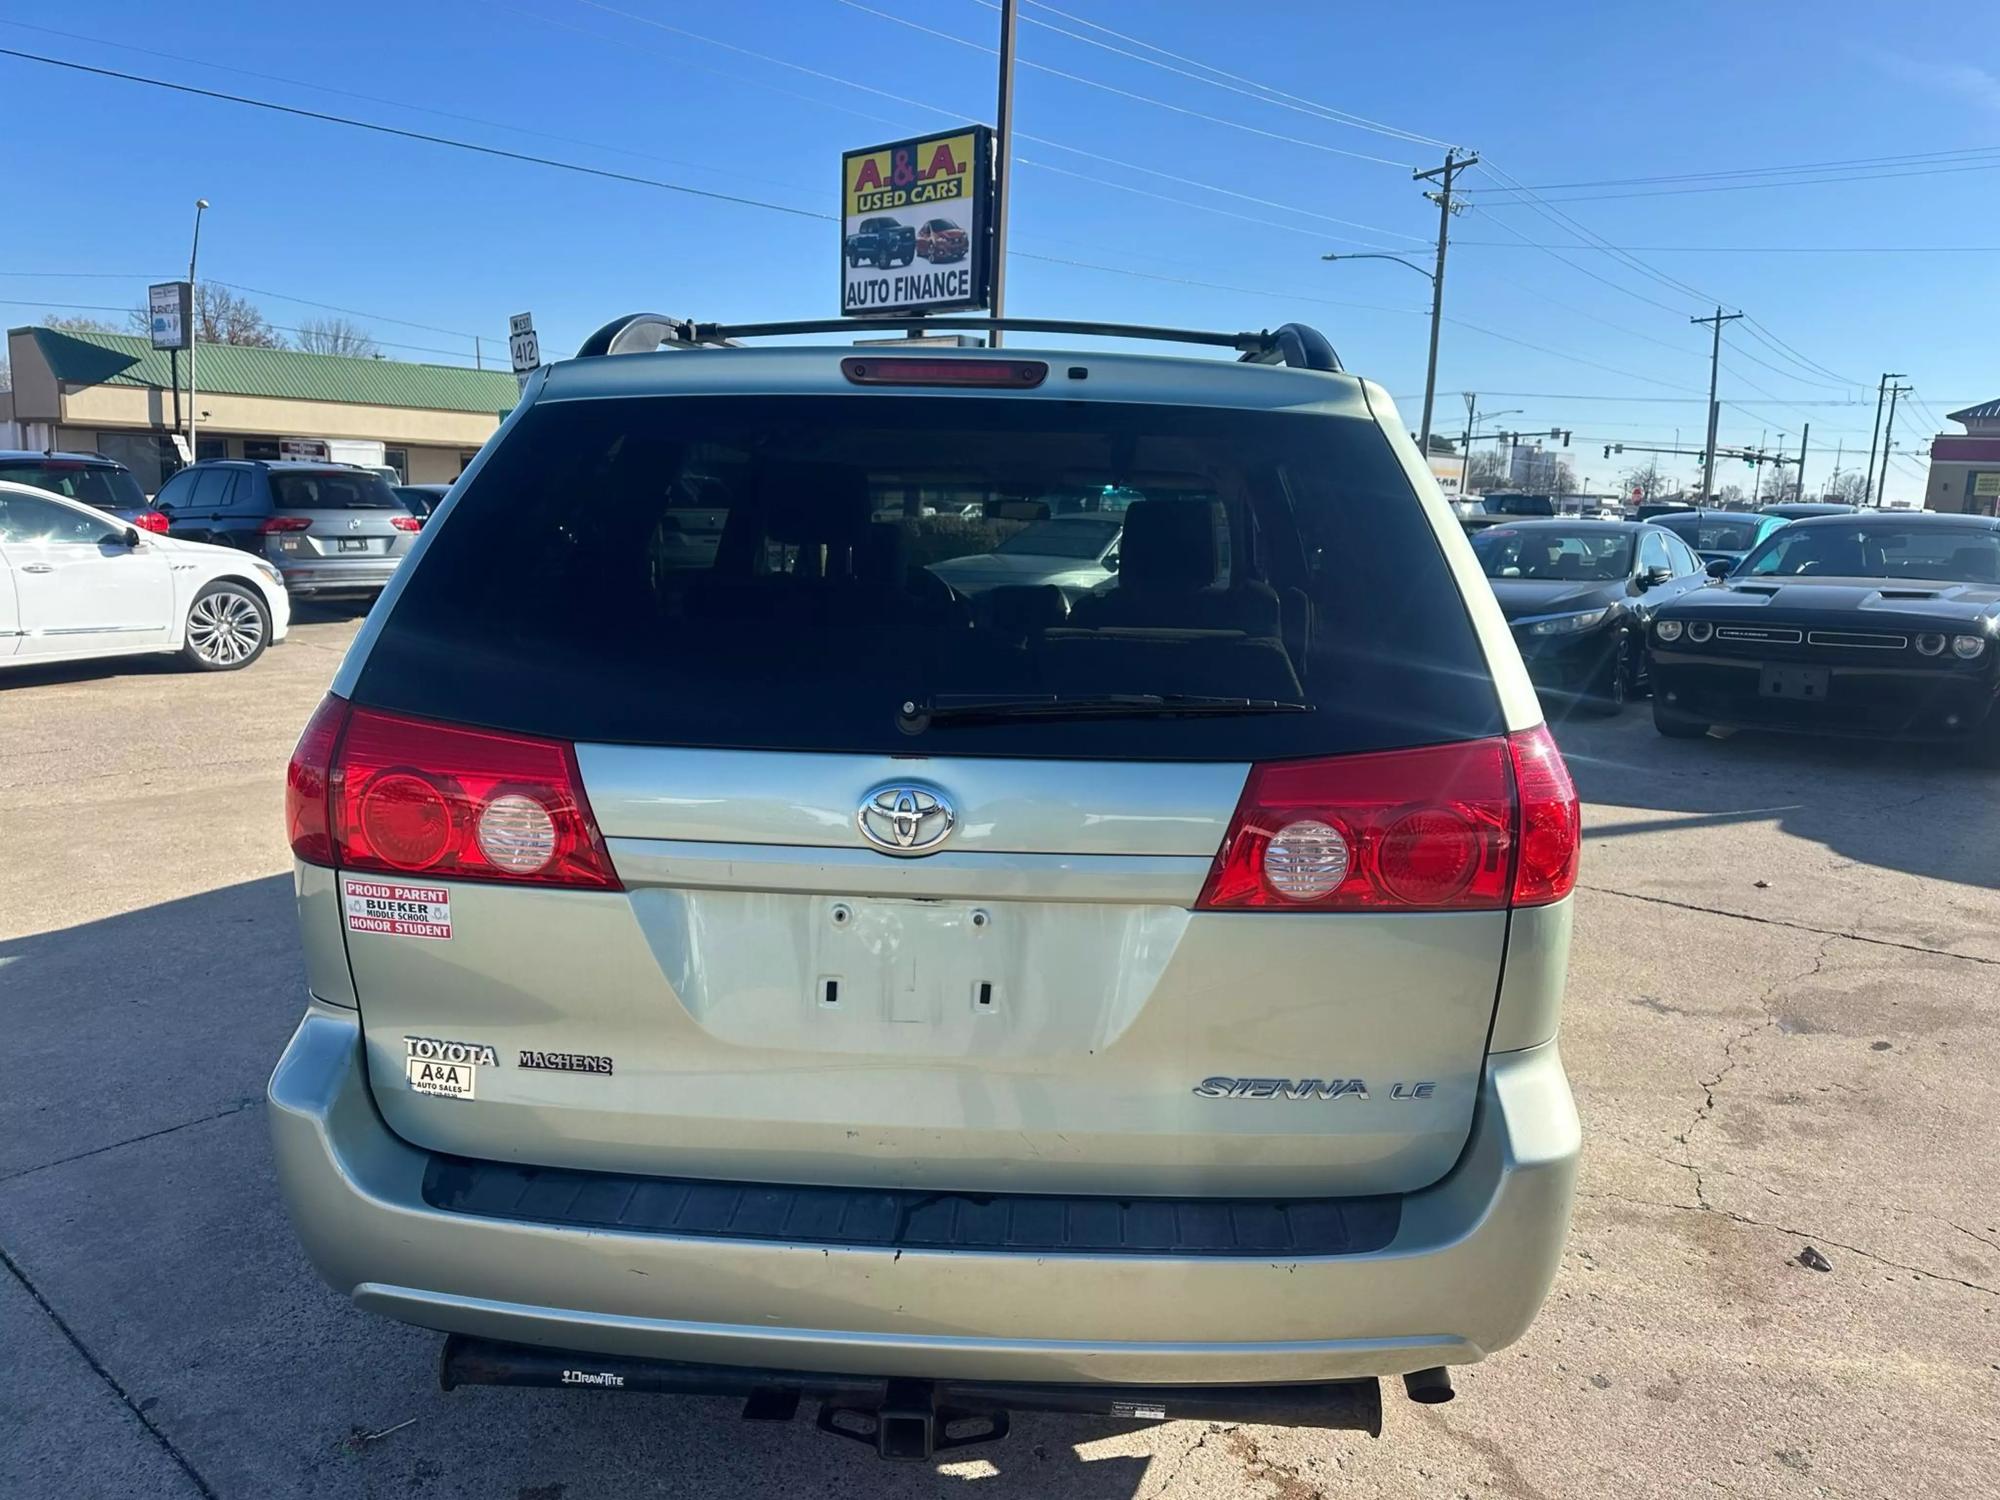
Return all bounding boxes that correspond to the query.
[270,314,1580,1460]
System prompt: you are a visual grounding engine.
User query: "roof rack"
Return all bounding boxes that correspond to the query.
[573,315,1341,372]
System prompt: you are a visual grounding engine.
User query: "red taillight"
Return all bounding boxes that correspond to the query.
[391,514,422,532]
[841,357,1047,388]
[133,509,170,533]
[284,697,621,891]
[260,515,312,533]
[1507,724,1580,906]
[1196,727,1579,912]
[285,695,349,866]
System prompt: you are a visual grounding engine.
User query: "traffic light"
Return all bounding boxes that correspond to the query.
[1602,445,1612,459]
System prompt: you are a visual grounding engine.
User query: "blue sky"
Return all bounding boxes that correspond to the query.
[3,0,1996,502]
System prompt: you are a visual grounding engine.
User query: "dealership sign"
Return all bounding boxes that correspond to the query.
[841,126,992,317]
[148,281,192,351]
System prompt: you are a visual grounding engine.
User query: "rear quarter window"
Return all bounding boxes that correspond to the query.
[356,393,1504,759]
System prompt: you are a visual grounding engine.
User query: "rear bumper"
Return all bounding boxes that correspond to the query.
[268,1002,1578,1385]
[1652,651,2000,739]
[273,558,402,595]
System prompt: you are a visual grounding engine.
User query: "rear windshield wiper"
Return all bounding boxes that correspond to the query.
[897,693,1314,731]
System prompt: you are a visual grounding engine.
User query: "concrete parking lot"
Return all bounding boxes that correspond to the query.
[3,612,1996,1499]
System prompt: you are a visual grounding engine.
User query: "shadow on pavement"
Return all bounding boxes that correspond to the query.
[1551,707,2000,892]
[0,875,1215,1498]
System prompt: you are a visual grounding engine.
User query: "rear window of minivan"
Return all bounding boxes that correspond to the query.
[355,394,1502,759]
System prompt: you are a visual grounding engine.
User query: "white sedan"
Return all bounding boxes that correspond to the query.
[0,480,290,673]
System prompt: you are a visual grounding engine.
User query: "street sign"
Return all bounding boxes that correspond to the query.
[1630,485,1645,502]
[841,126,993,317]
[508,312,540,374]
[1975,473,2000,498]
[148,281,191,351]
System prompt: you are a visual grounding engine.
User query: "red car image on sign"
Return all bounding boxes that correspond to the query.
[343,878,453,939]
[917,217,969,263]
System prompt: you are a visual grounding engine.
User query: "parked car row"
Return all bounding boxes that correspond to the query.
[0,451,449,676]
[1471,513,2000,756]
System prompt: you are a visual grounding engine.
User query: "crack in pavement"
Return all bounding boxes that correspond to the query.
[1140,1424,1215,1500]
[1670,937,1833,1211]
[1584,1189,2000,1300]
[1578,885,2000,967]
[0,1241,218,1498]
[0,1100,260,1185]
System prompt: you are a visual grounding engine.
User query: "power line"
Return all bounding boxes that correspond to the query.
[0,46,833,223]
[1460,158,2000,204]
[1459,144,2000,195]
[520,2,1430,245]
[1736,316,1863,387]
[1454,241,2000,254]
[826,0,1417,167]
[0,298,492,365]
[1722,333,1854,393]
[0,17,826,201]
[961,0,1453,150]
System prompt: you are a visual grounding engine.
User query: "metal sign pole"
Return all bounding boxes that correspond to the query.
[989,0,1017,346]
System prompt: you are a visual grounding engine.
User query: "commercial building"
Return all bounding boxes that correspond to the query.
[1922,398,2000,516]
[0,326,520,493]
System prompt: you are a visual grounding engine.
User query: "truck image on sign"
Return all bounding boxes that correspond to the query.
[844,216,916,269]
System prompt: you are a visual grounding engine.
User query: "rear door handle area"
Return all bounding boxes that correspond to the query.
[20,563,55,574]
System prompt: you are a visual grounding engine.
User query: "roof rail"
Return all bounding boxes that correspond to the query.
[574,314,1342,372]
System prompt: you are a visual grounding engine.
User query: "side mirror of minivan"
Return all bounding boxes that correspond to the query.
[1643,565,1673,587]
[1705,558,1733,579]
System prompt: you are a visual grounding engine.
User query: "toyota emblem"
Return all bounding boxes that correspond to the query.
[856,784,956,856]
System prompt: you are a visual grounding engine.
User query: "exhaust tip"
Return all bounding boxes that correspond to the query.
[1402,1367,1455,1405]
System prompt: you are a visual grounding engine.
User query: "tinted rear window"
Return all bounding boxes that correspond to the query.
[1656,513,1762,551]
[269,470,400,510]
[0,460,146,512]
[356,394,1501,758]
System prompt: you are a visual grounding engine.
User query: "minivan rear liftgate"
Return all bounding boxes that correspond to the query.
[274,335,1580,1455]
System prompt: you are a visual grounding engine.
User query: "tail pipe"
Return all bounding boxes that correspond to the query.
[440,1334,1384,1459]
[1402,1367,1456,1404]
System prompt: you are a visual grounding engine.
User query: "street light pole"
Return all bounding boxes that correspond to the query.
[187,198,208,460]
[1410,149,1477,457]
[988,0,1018,347]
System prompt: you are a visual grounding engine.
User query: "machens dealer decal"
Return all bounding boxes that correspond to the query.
[343,878,452,940]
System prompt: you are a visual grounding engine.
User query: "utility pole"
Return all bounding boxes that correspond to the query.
[1459,392,1476,497]
[1864,372,1903,504]
[1795,423,1809,501]
[1751,428,1768,505]
[1875,381,1912,508]
[1412,148,1477,458]
[1690,306,1742,504]
[187,199,209,460]
[474,335,483,371]
[988,0,1019,347]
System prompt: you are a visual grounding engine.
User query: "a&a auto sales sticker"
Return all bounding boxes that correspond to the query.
[343,878,452,940]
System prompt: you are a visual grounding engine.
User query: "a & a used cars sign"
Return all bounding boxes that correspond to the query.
[841,126,992,317]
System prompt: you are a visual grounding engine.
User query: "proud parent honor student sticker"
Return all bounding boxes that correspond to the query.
[343,878,452,940]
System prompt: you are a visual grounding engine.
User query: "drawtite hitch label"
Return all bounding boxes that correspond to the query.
[344,879,452,939]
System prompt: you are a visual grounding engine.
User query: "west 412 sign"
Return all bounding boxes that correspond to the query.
[841,126,992,317]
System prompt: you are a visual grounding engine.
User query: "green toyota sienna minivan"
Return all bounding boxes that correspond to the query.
[270,314,1581,1461]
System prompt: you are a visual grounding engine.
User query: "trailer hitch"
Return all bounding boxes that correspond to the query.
[439,1334,1383,1460]
[817,1378,1009,1461]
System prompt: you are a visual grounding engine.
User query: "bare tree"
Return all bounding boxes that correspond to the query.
[1551,457,1579,494]
[189,285,282,347]
[294,317,379,359]
[43,312,125,335]
[1825,470,1872,504]
[1716,482,1746,505]
[1464,449,1509,491]
[1620,460,1673,500]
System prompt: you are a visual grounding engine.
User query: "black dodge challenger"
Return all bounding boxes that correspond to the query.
[1647,512,2000,749]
